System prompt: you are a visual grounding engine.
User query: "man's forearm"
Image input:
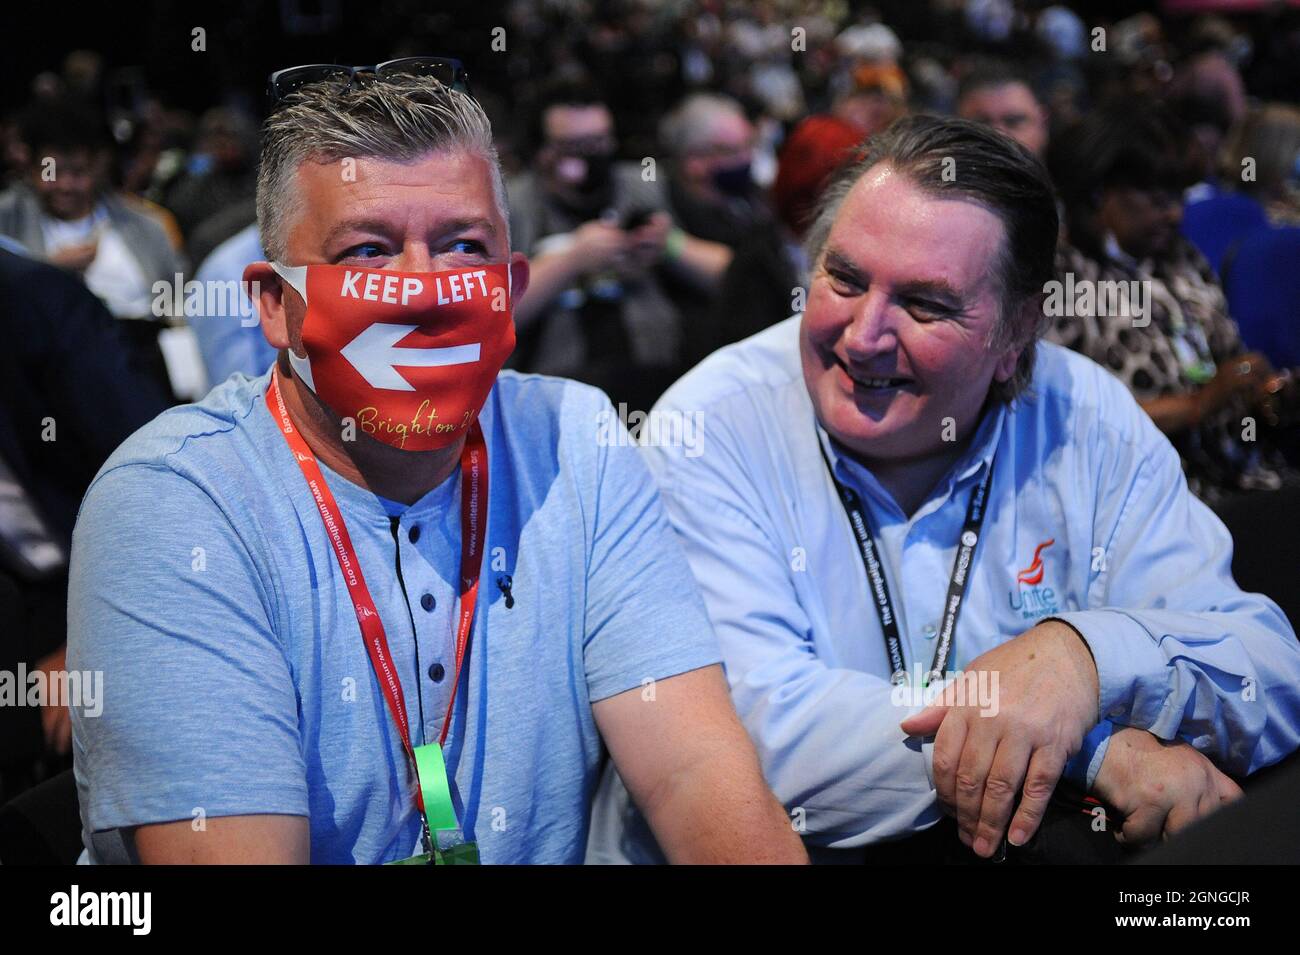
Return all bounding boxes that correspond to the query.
[663,232,732,294]
[1049,607,1300,774]
[641,746,808,863]
[512,247,585,328]
[736,672,944,846]
[1138,392,1202,435]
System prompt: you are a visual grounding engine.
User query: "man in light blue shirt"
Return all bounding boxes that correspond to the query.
[67,71,805,865]
[187,222,278,386]
[589,116,1300,863]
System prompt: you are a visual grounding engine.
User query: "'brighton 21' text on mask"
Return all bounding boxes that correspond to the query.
[270,261,515,451]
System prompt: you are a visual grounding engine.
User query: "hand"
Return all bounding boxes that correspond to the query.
[900,620,1099,857]
[567,220,630,274]
[1093,726,1242,845]
[1253,368,1294,426]
[623,212,672,272]
[49,240,99,273]
[1198,352,1272,418]
[33,644,72,756]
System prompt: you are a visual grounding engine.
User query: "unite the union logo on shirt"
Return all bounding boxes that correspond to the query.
[1009,538,1060,619]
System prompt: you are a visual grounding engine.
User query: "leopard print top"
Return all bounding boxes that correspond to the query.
[1046,237,1278,504]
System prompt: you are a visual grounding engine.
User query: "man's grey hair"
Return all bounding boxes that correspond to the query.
[803,115,1059,404]
[659,92,748,156]
[256,74,509,263]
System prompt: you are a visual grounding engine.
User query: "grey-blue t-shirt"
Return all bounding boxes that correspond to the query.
[67,367,721,863]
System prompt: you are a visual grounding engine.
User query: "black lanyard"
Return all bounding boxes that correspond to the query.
[819,437,996,687]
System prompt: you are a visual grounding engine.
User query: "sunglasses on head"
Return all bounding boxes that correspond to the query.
[267,57,471,110]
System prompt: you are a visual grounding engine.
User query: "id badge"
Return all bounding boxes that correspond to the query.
[434,841,481,865]
[388,830,481,866]
[384,743,480,864]
[388,845,481,865]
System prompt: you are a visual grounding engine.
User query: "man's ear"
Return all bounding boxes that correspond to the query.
[994,299,1037,383]
[244,262,296,351]
[994,344,1023,384]
[508,251,530,305]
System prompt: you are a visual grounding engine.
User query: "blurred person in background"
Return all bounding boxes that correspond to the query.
[658,90,781,366]
[828,15,907,135]
[1100,13,1174,103]
[1171,90,1236,209]
[1218,104,1300,229]
[186,197,258,271]
[1173,90,1261,290]
[0,247,170,795]
[0,98,185,399]
[507,79,728,411]
[161,106,258,253]
[956,60,1050,159]
[832,61,909,137]
[1047,101,1300,623]
[187,220,276,386]
[1164,21,1252,204]
[659,92,770,251]
[1048,100,1295,502]
[1168,16,1249,141]
[710,114,862,355]
[1198,105,1300,386]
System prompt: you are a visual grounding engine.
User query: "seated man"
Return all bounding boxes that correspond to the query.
[589,115,1300,863]
[67,66,805,865]
[955,60,1050,159]
[188,221,277,386]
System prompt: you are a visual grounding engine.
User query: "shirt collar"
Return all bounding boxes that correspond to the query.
[258,369,465,528]
[315,455,461,526]
[816,397,1007,512]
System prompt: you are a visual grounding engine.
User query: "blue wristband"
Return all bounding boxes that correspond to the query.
[1064,719,1116,789]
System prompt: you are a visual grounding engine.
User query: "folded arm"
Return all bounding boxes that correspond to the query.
[594,664,806,863]
[1050,424,1300,776]
[654,476,940,847]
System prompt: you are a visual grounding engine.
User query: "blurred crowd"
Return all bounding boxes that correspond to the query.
[2,0,1300,801]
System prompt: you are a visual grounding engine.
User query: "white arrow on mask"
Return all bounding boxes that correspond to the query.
[339,323,481,391]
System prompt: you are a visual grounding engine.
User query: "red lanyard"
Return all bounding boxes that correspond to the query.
[265,370,488,814]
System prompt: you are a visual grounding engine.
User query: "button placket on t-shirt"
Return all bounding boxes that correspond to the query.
[393,506,459,746]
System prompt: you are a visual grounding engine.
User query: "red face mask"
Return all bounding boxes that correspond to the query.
[271,261,515,451]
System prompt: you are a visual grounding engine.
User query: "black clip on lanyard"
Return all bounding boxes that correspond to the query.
[818,437,996,688]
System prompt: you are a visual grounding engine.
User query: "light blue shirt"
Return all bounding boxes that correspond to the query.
[68,368,721,863]
[187,223,278,386]
[588,316,1300,859]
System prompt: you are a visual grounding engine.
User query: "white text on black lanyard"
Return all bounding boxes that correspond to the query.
[819,440,996,688]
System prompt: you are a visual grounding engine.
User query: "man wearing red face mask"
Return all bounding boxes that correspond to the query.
[65,65,805,865]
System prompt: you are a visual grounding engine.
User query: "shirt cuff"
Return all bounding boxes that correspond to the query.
[1062,719,1115,790]
[1045,610,1168,725]
[920,737,936,789]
